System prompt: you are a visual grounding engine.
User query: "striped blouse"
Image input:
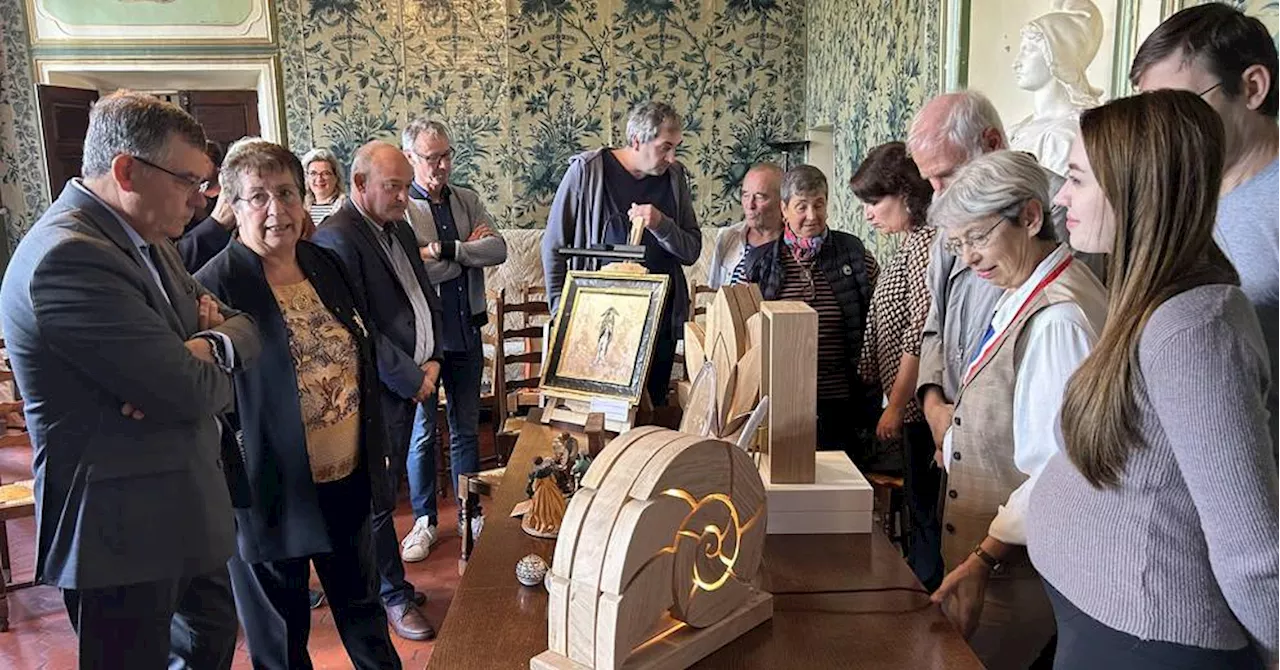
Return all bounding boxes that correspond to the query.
[775,250,857,400]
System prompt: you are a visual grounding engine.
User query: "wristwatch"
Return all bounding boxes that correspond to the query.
[972,545,1004,574]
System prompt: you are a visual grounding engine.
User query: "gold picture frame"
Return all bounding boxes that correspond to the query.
[24,0,276,47]
[542,270,670,407]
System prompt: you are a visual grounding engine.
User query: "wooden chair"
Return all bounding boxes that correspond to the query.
[491,286,550,466]
[866,472,906,549]
[0,340,34,632]
[688,279,716,323]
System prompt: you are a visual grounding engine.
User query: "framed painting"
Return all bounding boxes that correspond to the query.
[25,0,275,46]
[542,271,670,407]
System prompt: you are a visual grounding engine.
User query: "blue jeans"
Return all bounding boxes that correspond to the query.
[407,347,484,525]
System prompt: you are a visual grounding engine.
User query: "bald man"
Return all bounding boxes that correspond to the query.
[707,162,784,289]
[311,141,441,642]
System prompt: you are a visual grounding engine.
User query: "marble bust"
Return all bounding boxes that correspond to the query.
[1009,0,1105,176]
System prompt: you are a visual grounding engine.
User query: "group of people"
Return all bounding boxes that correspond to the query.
[0,2,1276,669]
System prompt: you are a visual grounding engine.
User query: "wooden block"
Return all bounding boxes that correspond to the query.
[683,322,706,377]
[623,591,773,670]
[760,301,817,484]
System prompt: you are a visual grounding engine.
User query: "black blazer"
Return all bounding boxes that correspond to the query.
[196,239,393,564]
[176,215,232,274]
[311,200,444,400]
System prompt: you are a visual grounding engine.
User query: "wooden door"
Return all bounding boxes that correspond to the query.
[37,85,98,200]
[181,90,260,148]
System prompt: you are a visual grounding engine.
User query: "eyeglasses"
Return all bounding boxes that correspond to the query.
[943,217,1007,257]
[411,147,453,165]
[131,155,216,197]
[307,170,335,179]
[235,188,302,210]
[1197,82,1223,98]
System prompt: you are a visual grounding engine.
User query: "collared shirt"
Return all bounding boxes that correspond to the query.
[410,182,476,352]
[71,178,237,373]
[354,201,436,365]
[708,221,747,290]
[942,244,1101,545]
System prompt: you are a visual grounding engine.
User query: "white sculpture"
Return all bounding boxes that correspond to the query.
[1009,0,1105,177]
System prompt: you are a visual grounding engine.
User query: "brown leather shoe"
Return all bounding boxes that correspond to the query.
[386,601,436,641]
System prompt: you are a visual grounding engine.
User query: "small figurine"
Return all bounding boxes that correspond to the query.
[522,475,567,539]
[527,456,555,498]
[551,431,579,468]
[516,554,549,586]
[571,453,593,492]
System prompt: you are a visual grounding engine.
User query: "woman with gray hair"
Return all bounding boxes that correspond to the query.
[300,147,346,225]
[196,138,402,668]
[924,150,1106,669]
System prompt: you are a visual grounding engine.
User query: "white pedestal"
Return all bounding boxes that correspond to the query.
[760,451,873,534]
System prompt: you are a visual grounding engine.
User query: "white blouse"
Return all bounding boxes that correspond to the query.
[943,244,1105,545]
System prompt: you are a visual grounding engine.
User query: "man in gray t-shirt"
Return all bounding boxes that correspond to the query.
[1132,4,1280,450]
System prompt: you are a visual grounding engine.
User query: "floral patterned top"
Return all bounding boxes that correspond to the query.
[272,279,361,483]
[858,226,936,424]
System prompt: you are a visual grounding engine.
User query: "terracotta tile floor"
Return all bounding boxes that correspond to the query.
[0,435,480,669]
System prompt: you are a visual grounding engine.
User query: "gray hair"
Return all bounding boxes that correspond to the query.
[81,90,206,178]
[928,150,1055,240]
[907,90,1007,162]
[219,137,304,202]
[781,164,828,203]
[401,117,451,150]
[300,147,345,195]
[625,101,681,145]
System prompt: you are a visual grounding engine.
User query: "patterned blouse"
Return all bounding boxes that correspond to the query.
[858,226,937,424]
[272,280,361,483]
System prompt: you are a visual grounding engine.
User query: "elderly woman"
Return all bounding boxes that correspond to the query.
[849,142,940,590]
[923,150,1107,670]
[741,164,880,461]
[195,139,401,669]
[301,147,347,225]
[1032,91,1278,667]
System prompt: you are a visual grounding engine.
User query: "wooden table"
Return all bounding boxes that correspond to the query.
[429,410,981,669]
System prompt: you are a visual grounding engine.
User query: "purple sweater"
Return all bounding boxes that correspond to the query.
[1029,284,1278,660]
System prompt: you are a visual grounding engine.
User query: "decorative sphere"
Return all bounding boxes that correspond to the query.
[516,554,549,587]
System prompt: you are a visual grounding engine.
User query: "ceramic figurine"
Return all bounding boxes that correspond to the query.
[516,554,549,586]
[571,452,593,492]
[522,475,567,539]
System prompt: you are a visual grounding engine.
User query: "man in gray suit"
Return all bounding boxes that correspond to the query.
[0,91,260,669]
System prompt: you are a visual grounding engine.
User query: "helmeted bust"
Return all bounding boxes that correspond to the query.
[1009,0,1105,176]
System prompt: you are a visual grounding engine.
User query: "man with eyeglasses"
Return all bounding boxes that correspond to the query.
[0,90,261,668]
[1131,3,1279,451]
[540,101,702,406]
[398,118,507,562]
[174,140,237,274]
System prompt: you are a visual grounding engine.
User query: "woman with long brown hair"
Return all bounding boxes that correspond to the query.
[1030,89,1278,667]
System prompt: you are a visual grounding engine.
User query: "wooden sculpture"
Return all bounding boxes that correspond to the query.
[679,285,766,446]
[531,427,771,670]
[524,475,568,539]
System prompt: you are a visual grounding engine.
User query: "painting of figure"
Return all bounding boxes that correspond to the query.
[543,271,669,405]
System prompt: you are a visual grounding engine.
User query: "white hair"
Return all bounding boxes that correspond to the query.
[907,90,1008,161]
[928,150,1055,240]
[625,101,681,145]
[401,117,451,150]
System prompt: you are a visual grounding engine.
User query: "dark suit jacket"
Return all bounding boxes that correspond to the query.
[311,200,444,401]
[196,240,394,564]
[176,215,233,274]
[0,181,261,589]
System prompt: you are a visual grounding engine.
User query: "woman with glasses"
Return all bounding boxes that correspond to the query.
[301,147,347,225]
[1031,91,1277,667]
[195,138,402,669]
[740,164,880,463]
[924,150,1107,670]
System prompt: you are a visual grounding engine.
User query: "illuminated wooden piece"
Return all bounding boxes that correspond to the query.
[533,428,772,670]
[759,301,817,484]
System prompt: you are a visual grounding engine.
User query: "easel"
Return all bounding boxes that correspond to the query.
[544,218,651,435]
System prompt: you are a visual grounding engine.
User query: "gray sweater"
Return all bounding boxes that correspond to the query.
[1028,285,1278,660]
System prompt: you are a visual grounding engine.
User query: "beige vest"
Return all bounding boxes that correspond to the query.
[940,258,1105,570]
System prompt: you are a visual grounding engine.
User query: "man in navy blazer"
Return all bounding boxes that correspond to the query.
[0,92,261,668]
[310,140,443,641]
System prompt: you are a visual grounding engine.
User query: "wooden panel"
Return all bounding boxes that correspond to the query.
[37,85,98,199]
[760,301,817,484]
[182,90,260,147]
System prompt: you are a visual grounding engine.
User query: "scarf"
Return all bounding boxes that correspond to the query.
[784,224,827,264]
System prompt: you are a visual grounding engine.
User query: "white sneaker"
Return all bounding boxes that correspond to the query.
[400,517,437,563]
[458,515,485,540]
